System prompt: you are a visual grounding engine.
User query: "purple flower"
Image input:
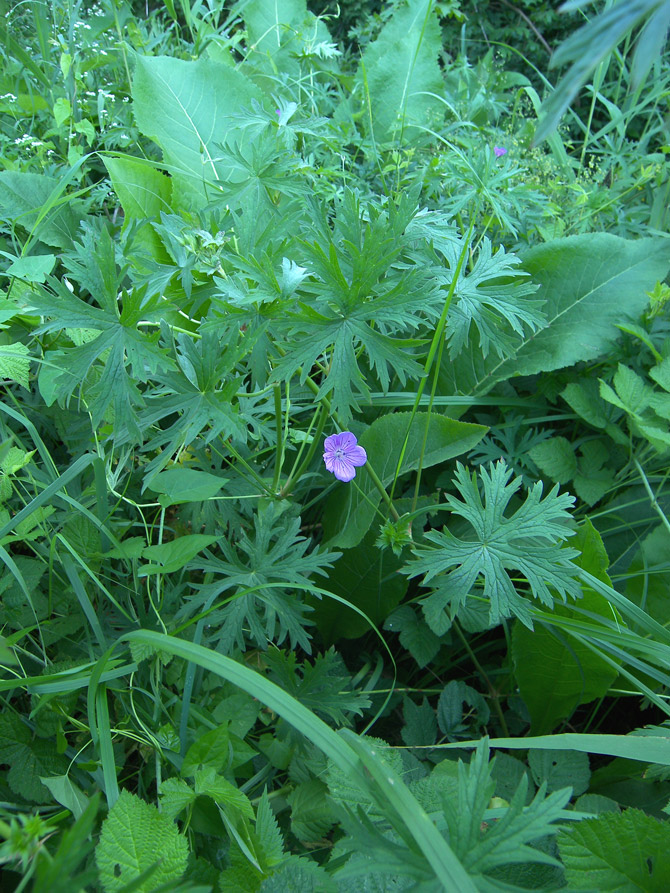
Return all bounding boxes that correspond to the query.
[494,146,507,157]
[323,432,367,482]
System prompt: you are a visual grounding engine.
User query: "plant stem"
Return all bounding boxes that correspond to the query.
[453,621,510,738]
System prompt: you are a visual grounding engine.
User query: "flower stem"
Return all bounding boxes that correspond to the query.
[272,347,399,517]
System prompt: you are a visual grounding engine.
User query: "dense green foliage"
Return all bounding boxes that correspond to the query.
[1,0,670,890]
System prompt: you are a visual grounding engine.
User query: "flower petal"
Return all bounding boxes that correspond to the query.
[346,444,367,466]
[324,432,347,452]
[332,459,356,482]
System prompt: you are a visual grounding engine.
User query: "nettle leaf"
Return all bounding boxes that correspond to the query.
[443,741,571,879]
[442,238,544,360]
[437,680,490,742]
[528,436,577,485]
[384,604,442,669]
[0,342,30,389]
[528,749,590,796]
[186,502,339,654]
[95,789,188,893]
[404,461,581,633]
[558,808,670,890]
[0,712,68,803]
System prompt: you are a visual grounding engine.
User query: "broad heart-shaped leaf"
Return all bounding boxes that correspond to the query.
[441,234,670,395]
[95,789,188,893]
[322,412,487,549]
[512,519,619,735]
[132,55,264,210]
[557,808,670,890]
[310,527,407,643]
[103,155,172,262]
[355,0,444,145]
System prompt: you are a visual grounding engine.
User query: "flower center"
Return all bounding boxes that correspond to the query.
[334,448,345,459]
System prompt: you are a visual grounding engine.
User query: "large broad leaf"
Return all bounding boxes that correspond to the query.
[242,0,332,87]
[95,789,188,893]
[311,527,407,642]
[442,234,670,395]
[103,155,172,261]
[322,412,487,549]
[512,519,619,734]
[356,0,444,145]
[558,808,670,890]
[131,55,264,210]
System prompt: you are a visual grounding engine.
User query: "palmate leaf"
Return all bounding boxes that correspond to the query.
[185,503,339,654]
[136,328,253,474]
[441,238,544,360]
[404,461,581,632]
[273,191,441,419]
[27,227,175,440]
[263,648,371,726]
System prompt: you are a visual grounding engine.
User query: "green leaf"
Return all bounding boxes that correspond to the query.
[528,748,590,796]
[146,467,228,507]
[182,724,231,778]
[558,808,670,890]
[0,171,83,248]
[131,55,264,210]
[95,789,188,893]
[39,775,89,820]
[323,413,487,549]
[528,436,577,485]
[402,696,438,747]
[242,0,332,90]
[159,777,195,822]
[103,155,172,221]
[443,238,544,361]
[356,0,444,145]
[6,253,56,283]
[0,342,31,388]
[140,534,219,576]
[264,649,370,726]
[312,527,407,642]
[512,519,619,734]
[448,235,670,395]
[0,712,68,803]
[103,155,172,261]
[437,739,571,879]
[384,604,442,668]
[195,767,254,820]
[405,461,581,633]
